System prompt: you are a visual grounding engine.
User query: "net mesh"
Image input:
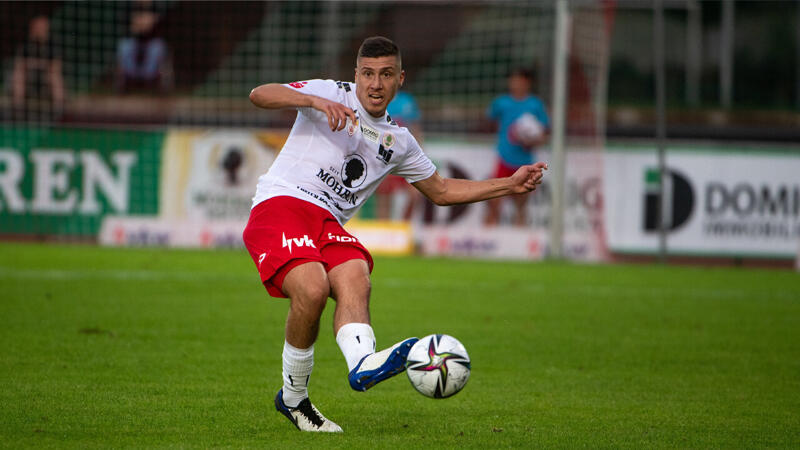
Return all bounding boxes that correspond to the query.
[1,0,613,252]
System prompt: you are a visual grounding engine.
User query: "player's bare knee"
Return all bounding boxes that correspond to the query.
[291,280,329,309]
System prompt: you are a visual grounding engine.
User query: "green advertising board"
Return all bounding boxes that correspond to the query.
[0,126,163,237]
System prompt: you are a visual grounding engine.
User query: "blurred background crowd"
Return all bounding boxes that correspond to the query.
[2,0,797,139]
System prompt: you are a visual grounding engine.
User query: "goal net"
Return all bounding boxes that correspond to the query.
[0,0,614,259]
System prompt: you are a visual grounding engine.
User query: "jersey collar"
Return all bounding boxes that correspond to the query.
[352,88,389,125]
[355,104,389,125]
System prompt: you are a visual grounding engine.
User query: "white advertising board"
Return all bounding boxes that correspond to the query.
[99,215,413,255]
[99,216,245,248]
[418,138,607,261]
[604,147,800,258]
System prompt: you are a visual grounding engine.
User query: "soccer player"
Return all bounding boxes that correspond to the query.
[485,68,550,226]
[244,36,546,432]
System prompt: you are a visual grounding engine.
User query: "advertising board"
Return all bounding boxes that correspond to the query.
[604,146,800,258]
[0,127,163,236]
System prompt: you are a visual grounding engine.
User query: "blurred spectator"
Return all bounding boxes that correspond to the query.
[115,8,172,93]
[376,90,423,221]
[484,68,549,226]
[10,15,65,121]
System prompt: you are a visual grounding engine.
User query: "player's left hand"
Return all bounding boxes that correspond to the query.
[510,162,547,194]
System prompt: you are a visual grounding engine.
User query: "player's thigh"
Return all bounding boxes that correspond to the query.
[327,258,371,303]
[282,261,330,310]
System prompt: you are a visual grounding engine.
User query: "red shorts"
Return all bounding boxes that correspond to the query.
[493,159,521,179]
[242,196,374,298]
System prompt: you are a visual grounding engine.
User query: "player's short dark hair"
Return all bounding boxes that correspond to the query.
[358,36,401,65]
[510,67,534,82]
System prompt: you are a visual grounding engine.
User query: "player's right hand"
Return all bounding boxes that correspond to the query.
[311,96,357,132]
[510,162,547,193]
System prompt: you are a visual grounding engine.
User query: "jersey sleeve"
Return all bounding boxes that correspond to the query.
[281,79,343,121]
[281,79,340,101]
[392,134,437,183]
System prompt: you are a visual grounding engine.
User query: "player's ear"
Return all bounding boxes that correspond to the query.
[399,70,405,87]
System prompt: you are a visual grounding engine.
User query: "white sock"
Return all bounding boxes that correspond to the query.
[336,323,376,372]
[282,341,314,408]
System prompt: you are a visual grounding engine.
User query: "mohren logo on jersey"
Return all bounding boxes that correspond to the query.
[316,168,359,205]
[341,155,367,188]
[282,232,315,253]
[287,81,308,89]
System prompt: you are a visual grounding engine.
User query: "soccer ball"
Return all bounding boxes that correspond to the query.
[406,334,471,398]
[509,112,544,146]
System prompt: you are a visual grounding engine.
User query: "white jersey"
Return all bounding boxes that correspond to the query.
[252,79,436,224]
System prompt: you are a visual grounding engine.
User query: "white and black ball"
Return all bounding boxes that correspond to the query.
[406,334,471,398]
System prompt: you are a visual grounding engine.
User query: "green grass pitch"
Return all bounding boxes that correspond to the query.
[1,242,799,448]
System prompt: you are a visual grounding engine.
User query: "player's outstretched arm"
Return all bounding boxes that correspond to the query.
[249,83,356,131]
[412,162,547,206]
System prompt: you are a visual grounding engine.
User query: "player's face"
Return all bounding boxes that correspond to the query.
[508,74,531,99]
[355,55,404,117]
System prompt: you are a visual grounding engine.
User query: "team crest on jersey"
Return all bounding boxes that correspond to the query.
[347,117,359,136]
[382,132,395,149]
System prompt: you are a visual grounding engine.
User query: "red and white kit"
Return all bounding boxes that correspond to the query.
[244,79,436,296]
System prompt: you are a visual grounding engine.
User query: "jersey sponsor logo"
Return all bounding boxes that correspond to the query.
[282,232,315,253]
[360,124,380,145]
[341,155,367,188]
[382,132,395,149]
[296,185,342,212]
[327,232,358,243]
[288,81,308,89]
[316,167,360,205]
[377,144,393,164]
[319,190,344,211]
